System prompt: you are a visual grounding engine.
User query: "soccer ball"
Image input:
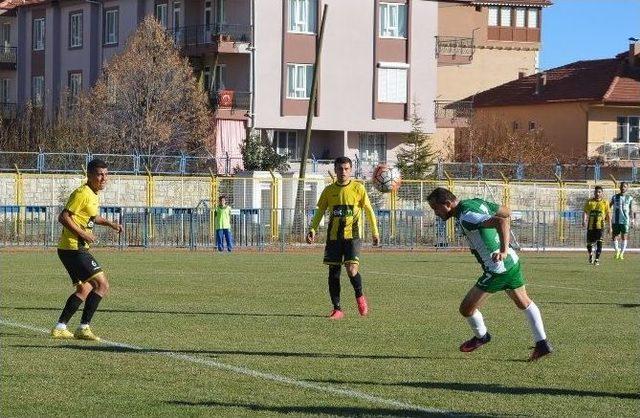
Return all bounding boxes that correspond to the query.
[372,164,401,193]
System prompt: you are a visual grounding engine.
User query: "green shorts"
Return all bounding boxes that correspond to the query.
[612,224,630,236]
[475,262,525,293]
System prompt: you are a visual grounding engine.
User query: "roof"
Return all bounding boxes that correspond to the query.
[467,52,640,108]
[0,0,46,10]
[447,0,553,7]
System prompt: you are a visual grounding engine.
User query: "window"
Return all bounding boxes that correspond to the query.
[1,23,10,47]
[68,72,82,98]
[500,7,511,27]
[204,1,212,27]
[32,76,44,106]
[527,8,538,28]
[377,66,407,103]
[288,0,316,33]
[104,9,119,45]
[515,8,525,27]
[32,18,45,51]
[379,2,407,38]
[359,133,386,163]
[273,130,298,158]
[203,66,211,92]
[216,0,225,24]
[0,79,9,103]
[488,6,498,26]
[156,3,168,29]
[69,12,83,48]
[214,64,226,90]
[528,121,537,131]
[173,2,180,29]
[617,116,640,143]
[287,63,313,99]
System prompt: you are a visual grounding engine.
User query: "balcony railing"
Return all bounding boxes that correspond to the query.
[435,36,474,58]
[600,142,640,160]
[210,90,251,111]
[434,100,473,119]
[169,24,252,49]
[1,102,17,119]
[0,46,17,65]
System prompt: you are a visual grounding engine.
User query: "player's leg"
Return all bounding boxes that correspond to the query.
[586,230,594,263]
[324,240,344,319]
[224,228,233,252]
[612,225,621,259]
[620,229,628,259]
[75,272,109,341]
[594,230,603,265]
[344,239,367,316]
[505,286,552,361]
[458,284,492,352]
[215,229,224,252]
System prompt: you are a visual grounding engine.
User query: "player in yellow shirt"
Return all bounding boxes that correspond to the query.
[51,159,123,340]
[582,185,611,266]
[306,157,379,319]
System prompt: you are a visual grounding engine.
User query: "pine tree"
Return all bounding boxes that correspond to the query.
[396,103,436,179]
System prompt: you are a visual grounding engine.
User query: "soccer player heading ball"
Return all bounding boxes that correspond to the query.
[307,157,379,320]
[427,187,552,361]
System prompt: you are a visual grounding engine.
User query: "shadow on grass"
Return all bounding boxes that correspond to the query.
[12,344,432,360]
[308,379,640,400]
[1,305,325,318]
[165,400,497,417]
[545,301,640,308]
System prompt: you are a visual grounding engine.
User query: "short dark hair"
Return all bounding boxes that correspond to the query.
[620,181,628,188]
[87,158,108,174]
[334,156,352,168]
[427,187,457,204]
[594,185,603,192]
[219,195,226,200]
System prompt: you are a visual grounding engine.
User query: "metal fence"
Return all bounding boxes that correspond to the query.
[1,205,637,251]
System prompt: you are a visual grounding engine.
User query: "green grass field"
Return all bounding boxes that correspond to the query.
[1,249,639,417]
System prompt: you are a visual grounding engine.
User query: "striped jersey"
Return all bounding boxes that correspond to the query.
[310,181,379,241]
[610,193,634,225]
[583,199,610,230]
[454,198,519,274]
[58,184,99,250]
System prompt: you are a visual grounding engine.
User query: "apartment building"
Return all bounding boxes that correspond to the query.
[0,1,17,119]
[5,0,438,173]
[434,0,552,156]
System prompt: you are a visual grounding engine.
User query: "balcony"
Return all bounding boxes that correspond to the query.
[435,36,473,66]
[0,46,17,70]
[1,102,17,119]
[600,142,640,161]
[210,90,251,120]
[434,100,473,128]
[169,24,252,56]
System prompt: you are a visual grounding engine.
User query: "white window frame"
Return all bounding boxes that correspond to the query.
[70,12,83,48]
[379,2,407,39]
[0,79,9,103]
[617,116,640,143]
[488,6,499,27]
[273,130,298,158]
[527,8,538,28]
[288,0,316,34]
[500,7,511,27]
[1,23,10,47]
[31,76,44,106]
[216,0,226,24]
[173,2,181,29]
[203,66,211,92]
[377,63,408,104]
[69,72,82,98]
[156,3,168,29]
[104,9,119,45]
[286,63,313,99]
[33,18,45,51]
[359,133,387,163]
[214,64,226,90]
[515,8,525,28]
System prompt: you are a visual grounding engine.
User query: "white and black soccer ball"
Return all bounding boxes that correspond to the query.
[372,164,402,193]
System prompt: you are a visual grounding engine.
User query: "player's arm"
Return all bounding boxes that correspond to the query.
[480,215,510,261]
[94,215,123,233]
[307,190,328,244]
[582,202,589,227]
[361,189,379,246]
[58,209,95,243]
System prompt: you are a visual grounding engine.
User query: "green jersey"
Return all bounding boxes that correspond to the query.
[610,193,634,225]
[214,205,231,230]
[454,198,519,274]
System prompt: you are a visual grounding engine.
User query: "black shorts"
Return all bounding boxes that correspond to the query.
[586,229,604,243]
[57,249,103,285]
[323,239,361,265]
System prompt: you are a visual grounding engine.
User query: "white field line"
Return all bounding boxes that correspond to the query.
[0,318,447,416]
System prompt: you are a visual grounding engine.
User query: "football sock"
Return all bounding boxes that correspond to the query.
[621,239,628,254]
[328,266,341,310]
[57,294,83,325]
[613,240,620,252]
[466,309,487,338]
[595,241,602,259]
[348,272,363,298]
[586,244,592,255]
[80,291,103,325]
[523,301,547,342]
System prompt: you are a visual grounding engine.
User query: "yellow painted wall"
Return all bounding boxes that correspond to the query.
[587,105,640,156]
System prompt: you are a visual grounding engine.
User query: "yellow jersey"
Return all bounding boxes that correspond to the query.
[310,180,379,241]
[583,198,609,230]
[58,184,100,250]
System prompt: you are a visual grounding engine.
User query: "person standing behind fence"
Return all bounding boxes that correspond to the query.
[610,182,635,260]
[426,187,552,361]
[214,195,233,252]
[583,186,611,266]
[306,156,379,320]
[51,159,123,341]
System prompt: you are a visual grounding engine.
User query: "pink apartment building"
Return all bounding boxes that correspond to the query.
[1,0,438,172]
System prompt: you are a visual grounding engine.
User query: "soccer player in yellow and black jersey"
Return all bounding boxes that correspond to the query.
[51,159,123,341]
[307,157,379,320]
[582,185,611,266]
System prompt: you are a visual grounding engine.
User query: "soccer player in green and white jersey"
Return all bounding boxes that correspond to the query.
[610,182,635,260]
[427,187,552,361]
